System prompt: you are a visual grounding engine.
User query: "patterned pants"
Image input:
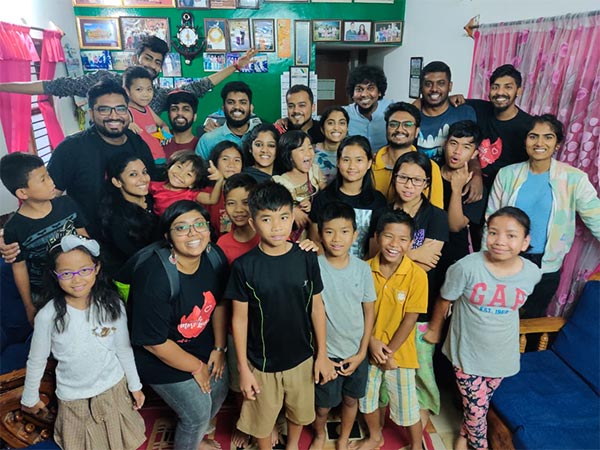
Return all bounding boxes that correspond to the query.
[454,366,503,450]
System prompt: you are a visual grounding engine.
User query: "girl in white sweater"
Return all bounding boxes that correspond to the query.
[21,235,146,450]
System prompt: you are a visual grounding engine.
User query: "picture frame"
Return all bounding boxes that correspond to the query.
[77,17,122,50]
[252,19,275,52]
[342,21,371,42]
[162,52,182,76]
[265,0,307,3]
[81,50,112,70]
[228,19,251,52]
[277,19,291,58]
[294,20,310,66]
[122,0,175,6]
[209,0,236,8]
[72,0,122,6]
[110,51,136,70]
[312,20,341,42]
[290,66,309,87]
[204,19,228,52]
[159,77,174,89]
[373,21,403,44]
[410,56,423,77]
[203,53,226,72]
[120,17,170,51]
[237,0,259,8]
[176,0,209,7]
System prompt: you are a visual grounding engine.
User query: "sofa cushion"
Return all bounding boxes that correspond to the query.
[492,350,600,450]
[552,280,600,394]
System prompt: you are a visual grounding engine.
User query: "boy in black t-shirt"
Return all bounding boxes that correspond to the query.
[225,181,337,450]
[0,153,88,324]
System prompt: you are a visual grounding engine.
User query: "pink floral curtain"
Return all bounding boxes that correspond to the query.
[0,22,40,153]
[469,12,600,317]
[39,30,66,148]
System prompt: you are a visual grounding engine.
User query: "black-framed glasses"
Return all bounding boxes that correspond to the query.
[171,221,210,236]
[395,174,429,187]
[54,264,97,280]
[388,120,416,130]
[94,105,129,116]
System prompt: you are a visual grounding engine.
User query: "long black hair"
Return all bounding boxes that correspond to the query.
[44,243,122,334]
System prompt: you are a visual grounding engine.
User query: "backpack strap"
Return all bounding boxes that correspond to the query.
[204,243,228,285]
[154,246,180,301]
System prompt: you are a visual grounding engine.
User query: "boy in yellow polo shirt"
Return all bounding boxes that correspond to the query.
[355,209,428,450]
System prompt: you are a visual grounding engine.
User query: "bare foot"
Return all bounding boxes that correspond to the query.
[336,439,351,450]
[271,427,281,447]
[309,432,326,450]
[454,435,468,450]
[231,429,251,448]
[347,437,383,450]
[199,438,222,450]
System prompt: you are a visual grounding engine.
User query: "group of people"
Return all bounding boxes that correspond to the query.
[0,33,599,450]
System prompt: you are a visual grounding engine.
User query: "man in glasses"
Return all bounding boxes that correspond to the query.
[372,102,444,207]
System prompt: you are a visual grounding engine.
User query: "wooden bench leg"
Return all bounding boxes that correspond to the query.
[487,406,515,450]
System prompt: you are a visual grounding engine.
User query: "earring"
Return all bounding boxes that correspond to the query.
[169,249,178,265]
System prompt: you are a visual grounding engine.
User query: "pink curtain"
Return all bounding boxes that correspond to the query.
[469,12,600,317]
[0,22,40,153]
[39,30,66,148]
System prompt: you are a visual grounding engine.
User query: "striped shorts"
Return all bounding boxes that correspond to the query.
[358,364,420,427]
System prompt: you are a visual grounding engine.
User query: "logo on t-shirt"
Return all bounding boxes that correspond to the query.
[478,138,502,168]
[177,291,216,339]
[396,290,407,303]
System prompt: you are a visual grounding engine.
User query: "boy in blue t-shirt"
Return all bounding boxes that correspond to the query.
[311,201,375,450]
[0,153,88,324]
[225,181,337,450]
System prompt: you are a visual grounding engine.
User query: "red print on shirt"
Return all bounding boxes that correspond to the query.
[469,282,527,311]
[177,291,216,339]
[478,138,502,168]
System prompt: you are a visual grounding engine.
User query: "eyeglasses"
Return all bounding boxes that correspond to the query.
[388,120,416,130]
[54,264,97,280]
[395,174,429,187]
[171,221,210,236]
[93,105,129,116]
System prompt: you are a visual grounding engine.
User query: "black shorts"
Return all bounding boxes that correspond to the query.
[315,357,369,408]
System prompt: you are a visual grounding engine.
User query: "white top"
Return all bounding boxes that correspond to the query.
[22,301,142,407]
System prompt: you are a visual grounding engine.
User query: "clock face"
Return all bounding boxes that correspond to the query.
[178,27,199,47]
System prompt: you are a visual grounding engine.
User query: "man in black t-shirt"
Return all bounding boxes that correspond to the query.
[274,84,325,143]
[47,80,156,237]
[465,64,533,189]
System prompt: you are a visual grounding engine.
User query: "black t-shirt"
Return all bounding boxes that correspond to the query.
[243,166,273,184]
[4,196,87,293]
[129,252,225,384]
[310,185,386,259]
[47,127,156,237]
[466,99,533,188]
[224,243,323,372]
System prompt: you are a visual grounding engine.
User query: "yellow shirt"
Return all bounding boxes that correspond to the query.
[372,145,444,208]
[368,254,428,368]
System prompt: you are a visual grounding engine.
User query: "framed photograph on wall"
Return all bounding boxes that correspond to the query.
[205,19,228,52]
[110,51,136,70]
[176,0,209,7]
[312,20,341,42]
[210,0,236,8]
[373,21,403,43]
[343,21,371,42]
[162,52,182,76]
[294,20,310,66]
[122,0,175,6]
[120,17,170,51]
[228,19,251,52]
[237,0,259,8]
[81,50,112,70]
[252,19,275,52]
[72,0,122,6]
[77,17,122,50]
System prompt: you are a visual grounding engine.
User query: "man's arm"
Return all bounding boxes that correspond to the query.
[0,81,45,95]
[207,49,258,87]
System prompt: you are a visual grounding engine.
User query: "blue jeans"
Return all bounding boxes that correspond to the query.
[150,369,229,450]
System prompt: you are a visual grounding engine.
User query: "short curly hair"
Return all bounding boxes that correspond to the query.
[346,65,387,99]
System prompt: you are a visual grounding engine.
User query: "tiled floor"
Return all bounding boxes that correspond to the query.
[429,385,463,450]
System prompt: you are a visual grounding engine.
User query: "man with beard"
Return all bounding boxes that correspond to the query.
[343,65,393,152]
[465,64,533,189]
[274,85,325,143]
[0,35,257,114]
[372,102,443,207]
[417,61,476,166]
[196,81,258,160]
[46,80,156,237]
[163,90,200,160]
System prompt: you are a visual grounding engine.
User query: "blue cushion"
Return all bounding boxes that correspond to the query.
[0,341,31,375]
[493,350,600,449]
[552,280,600,394]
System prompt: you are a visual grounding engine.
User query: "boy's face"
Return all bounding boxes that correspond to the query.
[225,187,251,228]
[376,222,413,266]
[444,135,478,169]
[320,218,357,258]
[250,205,294,250]
[18,166,56,201]
[126,78,154,109]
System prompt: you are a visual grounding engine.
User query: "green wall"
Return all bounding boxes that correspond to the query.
[74,3,405,124]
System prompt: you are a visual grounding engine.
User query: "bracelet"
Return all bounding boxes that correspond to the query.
[191,362,203,376]
[233,62,241,71]
[213,346,227,353]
